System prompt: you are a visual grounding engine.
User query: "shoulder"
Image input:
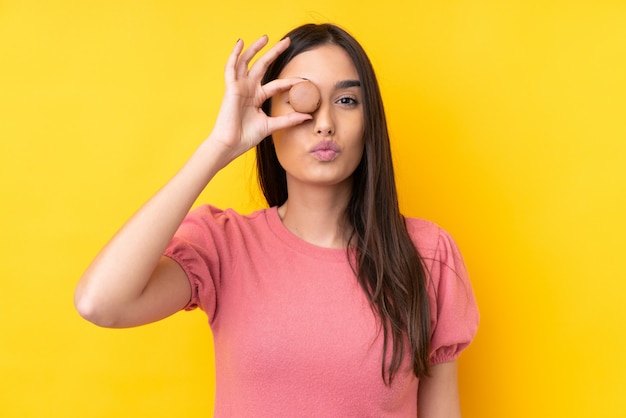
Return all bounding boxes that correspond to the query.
[404,216,470,285]
[181,204,270,232]
[170,205,274,251]
[404,216,452,259]
[186,204,268,224]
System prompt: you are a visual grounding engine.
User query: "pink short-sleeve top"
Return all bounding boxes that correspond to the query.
[165,205,479,416]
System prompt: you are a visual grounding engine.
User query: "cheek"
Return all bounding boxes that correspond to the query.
[272,134,296,168]
[269,95,291,117]
[342,138,365,173]
[352,136,366,167]
[341,125,365,156]
[353,143,365,166]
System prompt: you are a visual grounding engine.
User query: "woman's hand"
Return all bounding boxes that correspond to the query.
[207,35,312,168]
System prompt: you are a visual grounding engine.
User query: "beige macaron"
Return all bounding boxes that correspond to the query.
[288,80,321,113]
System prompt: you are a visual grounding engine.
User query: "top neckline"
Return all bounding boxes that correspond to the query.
[264,206,352,263]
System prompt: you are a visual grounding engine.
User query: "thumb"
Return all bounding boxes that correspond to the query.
[265,112,312,135]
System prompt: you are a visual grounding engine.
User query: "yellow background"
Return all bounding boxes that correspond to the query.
[1,1,625,416]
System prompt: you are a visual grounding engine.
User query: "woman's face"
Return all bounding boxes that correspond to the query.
[271,44,365,191]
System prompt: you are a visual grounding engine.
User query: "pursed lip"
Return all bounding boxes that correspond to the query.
[310,141,340,153]
[309,140,340,162]
[311,141,339,162]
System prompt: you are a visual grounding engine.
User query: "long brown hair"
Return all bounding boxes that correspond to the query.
[257,23,431,383]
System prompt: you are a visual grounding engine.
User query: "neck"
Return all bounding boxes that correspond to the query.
[277,180,353,249]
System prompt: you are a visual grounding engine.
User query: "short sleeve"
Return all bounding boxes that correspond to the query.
[426,228,479,365]
[163,206,232,322]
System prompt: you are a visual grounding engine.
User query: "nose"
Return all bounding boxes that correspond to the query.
[313,103,335,137]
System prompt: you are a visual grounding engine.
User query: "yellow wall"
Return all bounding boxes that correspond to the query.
[1,1,625,416]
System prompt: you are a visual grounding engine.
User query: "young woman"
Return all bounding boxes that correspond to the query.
[75,23,479,416]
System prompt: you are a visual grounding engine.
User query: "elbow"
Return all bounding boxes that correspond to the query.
[74,286,121,328]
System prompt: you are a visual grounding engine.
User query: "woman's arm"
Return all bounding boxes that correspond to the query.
[418,360,462,418]
[74,35,311,328]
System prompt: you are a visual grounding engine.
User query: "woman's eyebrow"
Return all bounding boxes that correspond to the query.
[335,79,361,89]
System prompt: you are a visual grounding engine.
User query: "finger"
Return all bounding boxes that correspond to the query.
[236,35,270,79]
[266,112,312,134]
[248,37,291,80]
[260,77,307,102]
[225,39,244,83]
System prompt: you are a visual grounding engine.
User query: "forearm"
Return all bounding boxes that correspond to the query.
[74,139,228,324]
[418,361,462,418]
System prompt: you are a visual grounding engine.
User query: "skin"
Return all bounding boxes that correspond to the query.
[73,34,463,417]
[271,44,365,248]
[418,361,462,418]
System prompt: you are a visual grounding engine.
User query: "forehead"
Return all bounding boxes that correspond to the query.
[278,44,359,82]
